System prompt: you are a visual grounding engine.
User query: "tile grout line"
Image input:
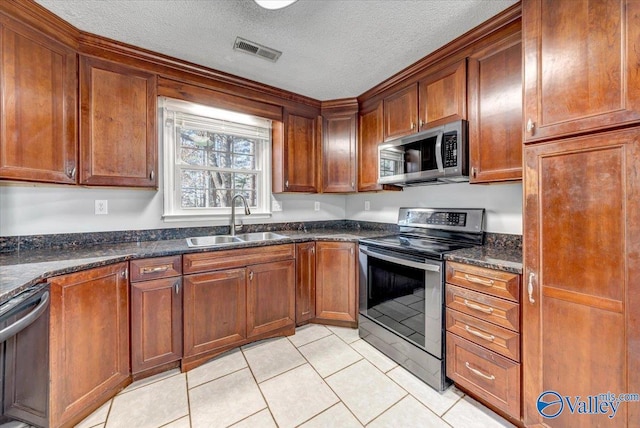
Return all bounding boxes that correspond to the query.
[239,343,280,427]
[184,369,194,428]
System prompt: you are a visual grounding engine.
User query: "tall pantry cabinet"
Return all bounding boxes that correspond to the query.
[521,1,640,427]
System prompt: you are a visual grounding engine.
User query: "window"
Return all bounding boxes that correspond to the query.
[161,97,272,219]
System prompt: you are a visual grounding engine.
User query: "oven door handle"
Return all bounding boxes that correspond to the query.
[0,291,50,343]
[360,248,440,272]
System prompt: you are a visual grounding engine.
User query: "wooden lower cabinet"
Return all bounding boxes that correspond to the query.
[315,241,358,327]
[247,259,295,338]
[182,245,296,370]
[295,242,316,325]
[523,128,640,427]
[48,263,130,428]
[183,268,247,358]
[131,277,183,374]
[445,261,521,420]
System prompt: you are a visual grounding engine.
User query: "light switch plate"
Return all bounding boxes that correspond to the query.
[314,201,320,211]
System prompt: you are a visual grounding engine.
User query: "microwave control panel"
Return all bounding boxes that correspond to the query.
[443,133,458,167]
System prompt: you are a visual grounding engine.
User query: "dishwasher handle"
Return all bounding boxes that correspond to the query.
[0,291,50,343]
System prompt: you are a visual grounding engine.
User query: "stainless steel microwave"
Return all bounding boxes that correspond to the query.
[378,120,468,186]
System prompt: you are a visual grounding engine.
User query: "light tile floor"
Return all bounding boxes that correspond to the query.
[75,324,514,428]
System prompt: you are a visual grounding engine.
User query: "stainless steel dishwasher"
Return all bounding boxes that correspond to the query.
[0,283,50,428]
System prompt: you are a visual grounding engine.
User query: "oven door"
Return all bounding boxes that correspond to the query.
[358,245,444,358]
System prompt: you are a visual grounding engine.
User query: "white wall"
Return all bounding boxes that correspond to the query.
[0,181,522,236]
[0,183,346,236]
[345,182,523,234]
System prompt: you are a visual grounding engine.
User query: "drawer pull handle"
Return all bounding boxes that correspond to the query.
[465,325,495,342]
[463,299,494,314]
[465,362,496,381]
[464,274,494,287]
[140,265,172,275]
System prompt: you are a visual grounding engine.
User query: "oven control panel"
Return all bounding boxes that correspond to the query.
[398,208,484,233]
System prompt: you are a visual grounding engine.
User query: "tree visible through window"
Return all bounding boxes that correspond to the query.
[162,97,272,219]
[179,129,257,208]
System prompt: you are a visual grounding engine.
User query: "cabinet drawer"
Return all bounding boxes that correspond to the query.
[446,332,520,417]
[446,261,520,302]
[446,284,519,331]
[130,255,182,282]
[446,309,520,361]
[184,244,295,274]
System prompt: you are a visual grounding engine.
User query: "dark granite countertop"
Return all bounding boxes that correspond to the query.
[444,245,523,274]
[0,229,389,303]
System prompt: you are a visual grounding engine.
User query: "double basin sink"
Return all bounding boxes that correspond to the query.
[186,232,288,248]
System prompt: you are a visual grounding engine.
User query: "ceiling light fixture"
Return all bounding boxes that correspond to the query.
[254,0,297,10]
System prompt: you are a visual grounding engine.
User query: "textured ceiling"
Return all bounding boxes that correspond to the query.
[35,0,518,101]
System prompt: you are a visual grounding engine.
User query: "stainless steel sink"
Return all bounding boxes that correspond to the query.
[186,232,288,247]
[234,232,288,242]
[186,235,243,247]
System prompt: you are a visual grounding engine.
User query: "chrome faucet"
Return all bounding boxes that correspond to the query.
[230,194,251,236]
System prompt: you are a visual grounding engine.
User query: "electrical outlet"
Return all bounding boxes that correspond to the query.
[314,201,320,211]
[364,201,371,211]
[95,200,108,215]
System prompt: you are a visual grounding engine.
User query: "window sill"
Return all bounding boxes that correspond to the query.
[162,212,272,222]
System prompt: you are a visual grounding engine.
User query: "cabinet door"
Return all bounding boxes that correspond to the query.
[322,112,357,192]
[315,242,358,326]
[468,33,522,183]
[358,102,383,192]
[295,242,316,325]
[131,277,183,374]
[48,263,130,428]
[247,259,295,338]
[523,128,640,427]
[383,83,418,141]
[282,111,318,192]
[0,16,77,184]
[418,59,466,129]
[522,0,640,142]
[183,268,246,357]
[80,56,157,187]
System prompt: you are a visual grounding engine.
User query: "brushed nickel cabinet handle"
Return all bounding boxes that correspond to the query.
[472,167,477,178]
[419,119,424,128]
[121,269,128,279]
[249,271,254,281]
[66,166,76,179]
[140,265,171,275]
[463,299,494,314]
[174,281,180,294]
[410,122,416,130]
[285,180,289,189]
[465,362,495,381]
[528,272,536,304]
[150,169,155,181]
[526,118,535,134]
[465,325,495,342]
[464,274,494,287]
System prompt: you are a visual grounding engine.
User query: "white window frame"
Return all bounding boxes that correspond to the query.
[161,97,272,221]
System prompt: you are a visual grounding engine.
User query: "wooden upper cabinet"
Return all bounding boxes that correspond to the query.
[322,106,357,193]
[382,59,467,142]
[468,31,522,183]
[418,59,467,130]
[383,83,418,141]
[358,101,383,192]
[523,0,640,142]
[0,15,77,184]
[80,56,157,187]
[522,128,640,427]
[275,110,319,192]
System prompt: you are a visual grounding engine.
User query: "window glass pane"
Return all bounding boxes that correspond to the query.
[233,154,255,170]
[233,173,256,190]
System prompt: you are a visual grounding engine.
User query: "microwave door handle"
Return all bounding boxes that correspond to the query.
[435,131,444,172]
[360,247,440,272]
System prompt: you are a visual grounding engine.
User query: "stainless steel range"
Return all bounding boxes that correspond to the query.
[358,207,485,391]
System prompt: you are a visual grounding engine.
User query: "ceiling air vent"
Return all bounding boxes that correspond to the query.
[233,37,282,62]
